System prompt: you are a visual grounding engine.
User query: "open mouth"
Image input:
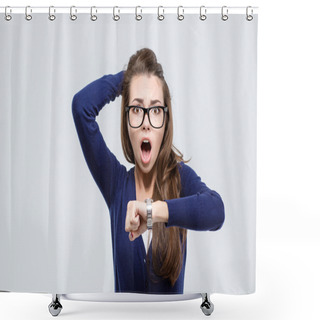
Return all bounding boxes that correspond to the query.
[140,139,152,164]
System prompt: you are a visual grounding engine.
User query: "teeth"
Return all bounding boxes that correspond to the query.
[143,140,149,143]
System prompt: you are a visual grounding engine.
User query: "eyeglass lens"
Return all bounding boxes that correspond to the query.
[129,107,165,128]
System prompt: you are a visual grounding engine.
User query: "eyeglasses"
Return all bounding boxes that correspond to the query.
[125,106,168,129]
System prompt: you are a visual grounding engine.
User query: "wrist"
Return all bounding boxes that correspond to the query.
[152,201,169,224]
[115,70,125,96]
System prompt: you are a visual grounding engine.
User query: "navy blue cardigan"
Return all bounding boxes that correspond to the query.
[72,71,225,294]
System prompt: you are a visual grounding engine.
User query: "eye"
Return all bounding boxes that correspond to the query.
[151,107,161,115]
[132,106,142,114]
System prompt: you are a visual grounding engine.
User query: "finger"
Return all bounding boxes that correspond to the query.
[128,232,134,241]
[130,215,140,231]
[129,231,141,242]
[129,218,147,238]
[138,202,147,221]
[125,201,135,232]
[125,211,140,232]
[126,220,139,232]
[129,228,145,242]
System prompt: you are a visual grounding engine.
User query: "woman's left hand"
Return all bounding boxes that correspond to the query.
[125,200,148,241]
[125,200,169,241]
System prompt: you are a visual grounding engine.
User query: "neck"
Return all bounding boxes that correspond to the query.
[134,165,156,200]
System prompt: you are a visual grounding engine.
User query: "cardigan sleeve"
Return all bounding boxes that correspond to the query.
[165,163,225,231]
[72,71,126,209]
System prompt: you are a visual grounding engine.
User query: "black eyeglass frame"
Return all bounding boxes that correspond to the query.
[125,106,168,129]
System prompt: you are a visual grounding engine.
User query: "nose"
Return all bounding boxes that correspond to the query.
[142,112,151,130]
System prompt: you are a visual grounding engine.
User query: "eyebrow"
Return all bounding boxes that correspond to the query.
[131,98,163,105]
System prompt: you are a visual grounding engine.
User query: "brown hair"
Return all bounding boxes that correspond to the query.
[120,48,187,287]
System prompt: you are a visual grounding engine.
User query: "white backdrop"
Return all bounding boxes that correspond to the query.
[0,7,257,295]
[1,0,320,320]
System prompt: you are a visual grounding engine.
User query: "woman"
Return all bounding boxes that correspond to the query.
[72,48,224,294]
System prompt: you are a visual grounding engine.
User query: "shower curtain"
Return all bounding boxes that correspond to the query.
[0,7,257,295]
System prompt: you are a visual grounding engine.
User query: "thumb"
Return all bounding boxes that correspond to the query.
[129,230,140,241]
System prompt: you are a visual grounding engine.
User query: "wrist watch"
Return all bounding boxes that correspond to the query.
[145,198,153,230]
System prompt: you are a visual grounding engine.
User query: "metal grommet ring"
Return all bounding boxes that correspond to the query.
[221,6,228,21]
[177,6,184,21]
[158,6,164,21]
[246,6,253,21]
[91,6,97,21]
[113,6,120,21]
[70,6,77,21]
[49,6,56,21]
[200,6,207,21]
[5,6,12,21]
[25,6,32,21]
[135,6,142,21]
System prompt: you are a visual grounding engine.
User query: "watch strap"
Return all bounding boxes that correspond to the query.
[145,198,153,230]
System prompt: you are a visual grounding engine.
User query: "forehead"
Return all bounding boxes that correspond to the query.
[129,74,164,104]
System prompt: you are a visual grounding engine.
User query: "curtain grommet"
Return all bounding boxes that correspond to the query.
[177,6,184,21]
[49,6,56,21]
[200,6,207,21]
[246,6,254,21]
[5,6,12,21]
[135,6,142,21]
[91,6,97,21]
[25,6,32,21]
[158,6,165,21]
[70,6,77,21]
[221,6,228,21]
[113,6,120,21]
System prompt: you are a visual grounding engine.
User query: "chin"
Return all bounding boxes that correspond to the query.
[135,154,157,174]
[138,162,154,174]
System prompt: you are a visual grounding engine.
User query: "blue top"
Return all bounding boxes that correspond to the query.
[72,71,225,294]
